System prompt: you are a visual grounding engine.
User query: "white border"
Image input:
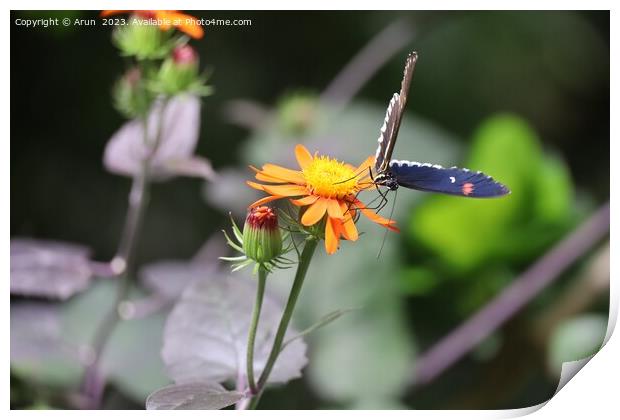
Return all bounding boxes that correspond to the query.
[5,2,616,419]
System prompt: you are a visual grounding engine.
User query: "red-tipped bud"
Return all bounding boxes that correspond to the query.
[246,206,279,230]
[172,44,198,66]
[243,206,282,264]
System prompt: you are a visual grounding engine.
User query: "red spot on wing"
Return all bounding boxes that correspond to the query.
[462,182,474,196]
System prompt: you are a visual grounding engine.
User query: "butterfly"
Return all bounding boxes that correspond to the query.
[372,52,510,198]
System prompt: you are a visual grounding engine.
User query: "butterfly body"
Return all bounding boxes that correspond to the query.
[373,52,510,198]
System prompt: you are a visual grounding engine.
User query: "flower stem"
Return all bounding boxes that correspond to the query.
[248,238,318,409]
[246,266,267,395]
[81,164,151,408]
[80,95,170,408]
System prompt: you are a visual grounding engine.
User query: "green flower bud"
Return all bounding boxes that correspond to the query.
[112,13,173,60]
[242,206,283,264]
[113,67,152,118]
[152,45,200,95]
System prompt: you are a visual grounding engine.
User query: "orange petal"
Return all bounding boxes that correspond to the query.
[301,198,327,226]
[249,195,282,208]
[326,199,344,219]
[341,213,359,241]
[332,217,344,238]
[164,11,204,38]
[255,172,285,183]
[100,10,127,17]
[250,165,287,183]
[246,180,266,191]
[262,164,306,184]
[353,198,398,228]
[386,224,401,233]
[291,195,319,207]
[157,19,173,30]
[325,218,341,255]
[294,144,314,170]
[262,184,307,197]
[337,201,358,240]
[339,200,354,215]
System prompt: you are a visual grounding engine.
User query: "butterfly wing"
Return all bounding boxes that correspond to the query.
[389,160,510,198]
[375,52,418,173]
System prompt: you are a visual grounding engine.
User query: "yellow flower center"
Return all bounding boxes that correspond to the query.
[302,156,359,198]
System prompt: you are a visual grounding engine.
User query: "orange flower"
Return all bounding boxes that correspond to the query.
[101,10,204,39]
[247,145,399,255]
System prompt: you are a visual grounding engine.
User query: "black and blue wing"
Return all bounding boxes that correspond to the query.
[389,160,510,198]
[375,93,401,172]
[375,52,418,173]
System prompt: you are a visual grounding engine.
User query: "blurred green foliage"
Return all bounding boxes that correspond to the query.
[410,114,575,273]
[403,114,579,313]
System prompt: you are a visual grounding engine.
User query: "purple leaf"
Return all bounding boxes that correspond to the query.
[11,302,65,360]
[140,260,216,302]
[146,382,244,410]
[10,302,84,387]
[104,95,212,181]
[161,156,216,181]
[162,273,307,386]
[11,238,94,300]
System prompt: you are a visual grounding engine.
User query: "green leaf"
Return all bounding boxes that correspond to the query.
[408,113,574,273]
[146,382,244,410]
[399,267,440,296]
[532,154,574,223]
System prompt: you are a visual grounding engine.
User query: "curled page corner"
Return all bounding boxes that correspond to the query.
[509,311,615,416]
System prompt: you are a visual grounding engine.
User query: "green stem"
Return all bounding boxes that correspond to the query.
[248,238,319,409]
[247,267,267,394]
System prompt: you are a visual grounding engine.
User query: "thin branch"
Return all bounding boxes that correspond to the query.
[413,202,610,386]
[80,167,151,407]
[80,99,172,408]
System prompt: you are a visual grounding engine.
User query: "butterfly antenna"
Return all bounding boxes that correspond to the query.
[377,187,397,260]
[334,166,372,185]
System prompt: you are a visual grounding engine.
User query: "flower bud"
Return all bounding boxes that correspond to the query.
[112,13,172,60]
[151,44,202,95]
[113,67,152,118]
[173,45,199,66]
[242,206,283,264]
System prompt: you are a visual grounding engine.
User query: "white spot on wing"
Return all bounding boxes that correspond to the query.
[449,176,456,183]
[390,159,444,169]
